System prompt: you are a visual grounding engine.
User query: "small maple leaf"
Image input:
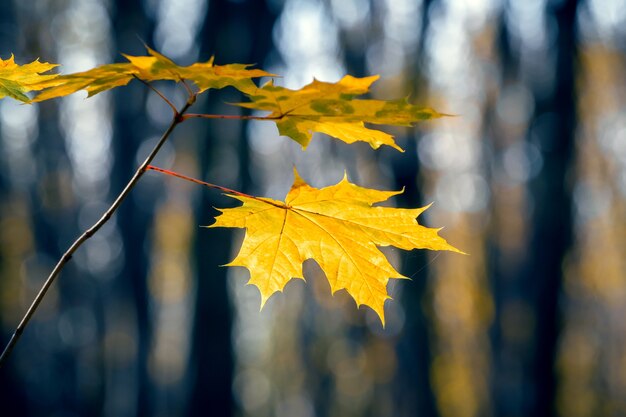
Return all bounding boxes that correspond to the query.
[0,55,59,102]
[211,169,462,325]
[235,75,447,151]
[33,46,272,102]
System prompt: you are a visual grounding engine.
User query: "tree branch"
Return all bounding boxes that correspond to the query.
[146,165,287,209]
[0,96,196,368]
[182,113,279,121]
[180,79,196,100]
[132,74,179,116]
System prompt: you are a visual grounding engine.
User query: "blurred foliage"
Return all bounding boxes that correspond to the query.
[1,0,626,416]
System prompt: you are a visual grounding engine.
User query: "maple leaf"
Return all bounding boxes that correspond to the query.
[235,75,447,151]
[33,46,271,102]
[0,55,59,102]
[211,169,462,325]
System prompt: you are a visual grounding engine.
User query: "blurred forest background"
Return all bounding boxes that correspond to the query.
[1,0,625,416]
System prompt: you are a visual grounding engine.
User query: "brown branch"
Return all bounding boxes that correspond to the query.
[0,96,196,368]
[132,74,179,116]
[182,113,279,121]
[146,165,288,209]
[180,79,196,99]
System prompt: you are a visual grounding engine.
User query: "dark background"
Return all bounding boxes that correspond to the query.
[1,0,626,416]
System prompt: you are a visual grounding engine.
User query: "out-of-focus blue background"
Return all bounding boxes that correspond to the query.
[1,0,625,416]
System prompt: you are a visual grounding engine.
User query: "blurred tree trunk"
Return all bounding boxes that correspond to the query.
[488,9,526,417]
[0,2,30,415]
[111,1,155,414]
[26,3,77,414]
[530,1,579,415]
[331,0,440,414]
[0,0,16,55]
[390,0,439,415]
[188,1,278,414]
[489,1,579,416]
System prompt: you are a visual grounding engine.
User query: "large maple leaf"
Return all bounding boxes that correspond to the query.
[235,75,447,151]
[211,169,462,325]
[33,46,271,102]
[0,55,59,102]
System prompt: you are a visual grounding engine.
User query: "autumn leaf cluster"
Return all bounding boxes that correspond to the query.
[1,47,461,324]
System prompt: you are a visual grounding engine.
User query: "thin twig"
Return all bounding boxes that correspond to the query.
[181,79,195,99]
[182,113,279,121]
[132,74,179,116]
[146,165,288,209]
[147,165,247,195]
[0,96,196,368]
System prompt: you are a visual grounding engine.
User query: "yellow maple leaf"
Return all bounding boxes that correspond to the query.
[0,55,59,102]
[235,75,447,151]
[33,46,272,102]
[211,169,462,325]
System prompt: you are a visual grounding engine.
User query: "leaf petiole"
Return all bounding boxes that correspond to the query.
[146,165,287,208]
[182,113,279,121]
[131,74,180,115]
